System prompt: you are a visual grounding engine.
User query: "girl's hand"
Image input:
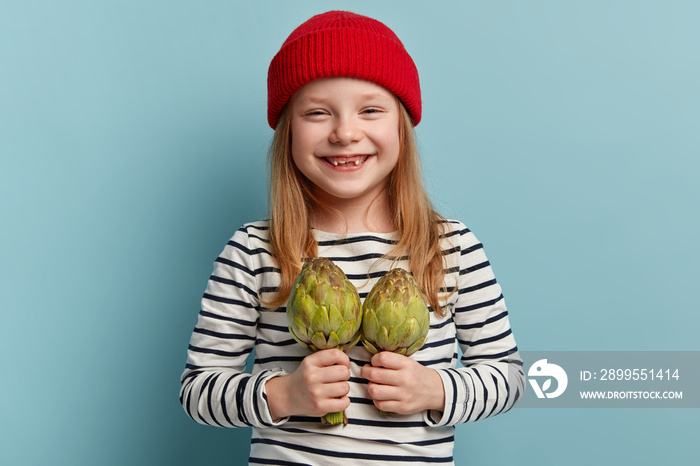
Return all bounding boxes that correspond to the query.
[266,349,351,421]
[361,351,445,415]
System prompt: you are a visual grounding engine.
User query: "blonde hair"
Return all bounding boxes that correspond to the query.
[266,99,449,317]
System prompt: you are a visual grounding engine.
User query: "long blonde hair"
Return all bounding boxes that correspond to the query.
[266,99,449,317]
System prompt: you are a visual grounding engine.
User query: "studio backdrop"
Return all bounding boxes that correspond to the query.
[1,1,698,465]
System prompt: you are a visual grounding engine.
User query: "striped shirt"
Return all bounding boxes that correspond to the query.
[180,219,524,465]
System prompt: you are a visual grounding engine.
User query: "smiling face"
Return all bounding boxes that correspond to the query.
[290,77,401,210]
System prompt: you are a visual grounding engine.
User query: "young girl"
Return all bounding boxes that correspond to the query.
[180,10,525,465]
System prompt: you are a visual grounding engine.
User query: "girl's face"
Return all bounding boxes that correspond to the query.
[290,77,400,207]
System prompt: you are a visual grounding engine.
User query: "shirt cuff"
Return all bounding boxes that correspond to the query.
[423,368,470,427]
[257,369,290,427]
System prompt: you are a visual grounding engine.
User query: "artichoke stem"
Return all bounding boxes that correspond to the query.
[321,410,348,426]
[379,409,396,416]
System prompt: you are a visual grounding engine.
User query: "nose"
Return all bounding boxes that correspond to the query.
[329,116,362,145]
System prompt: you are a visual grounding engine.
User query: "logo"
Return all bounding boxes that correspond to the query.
[528,359,568,398]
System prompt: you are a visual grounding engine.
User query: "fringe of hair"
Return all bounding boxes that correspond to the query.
[265,100,449,317]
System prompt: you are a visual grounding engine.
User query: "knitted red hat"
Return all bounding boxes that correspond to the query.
[267,10,421,129]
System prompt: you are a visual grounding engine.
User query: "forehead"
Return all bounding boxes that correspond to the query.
[293,77,396,103]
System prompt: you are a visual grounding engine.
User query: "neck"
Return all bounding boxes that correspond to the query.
[310,189,395,234]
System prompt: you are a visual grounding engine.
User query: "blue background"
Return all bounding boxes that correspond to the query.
[1,0,698,464]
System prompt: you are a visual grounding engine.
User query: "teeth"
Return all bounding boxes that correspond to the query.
[328,156,368,166]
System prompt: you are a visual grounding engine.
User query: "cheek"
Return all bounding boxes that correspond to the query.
[289,130,307,168]
[290,140,301,165]
[290,124,318,158]
[289,132,318,179]
[380,118,401,160]
[384,134,401,167]
[289,146,309,177]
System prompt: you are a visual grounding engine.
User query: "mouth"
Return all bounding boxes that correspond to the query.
[322,154,371,167]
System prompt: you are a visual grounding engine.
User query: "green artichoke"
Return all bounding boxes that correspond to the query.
[286,257,363,426]
[361,268,430,357]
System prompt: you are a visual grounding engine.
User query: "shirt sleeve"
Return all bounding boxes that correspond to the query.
[424,223,525,426]
[179,226,288,428]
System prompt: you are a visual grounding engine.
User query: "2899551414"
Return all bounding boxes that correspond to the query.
[598,369,680,381]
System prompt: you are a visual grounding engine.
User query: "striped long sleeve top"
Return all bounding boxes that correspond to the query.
[180,219,525,465]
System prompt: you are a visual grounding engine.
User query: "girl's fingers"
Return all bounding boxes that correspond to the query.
[361,364,399,386]
[367,383,417,414]
[309,348,350,368]
[361,352,445,414]
[366,381,399,402]
[286,352,353,417]
[362,353,414,386]
[308,382,351,416]
[303,356,351,384]
[322,395,351,414]
[369,351,407,370]
[324,381,351,399]
[316,364,351,383]
[373,399,401,413]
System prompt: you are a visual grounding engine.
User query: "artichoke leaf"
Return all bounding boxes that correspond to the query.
[294,293,317,324]
[291,317,309,341]
[406,336,426,357]
[310,305,331,335]
[327,330,341,349]
[328,304,344,332]
[362,312,379,342]
[336,320,355,343]
[311,331,328,350]
[362,339,379,355]
[375,325,393,352]
[344,331,362,352]
[395,318,420,346]
[289,327,312,351]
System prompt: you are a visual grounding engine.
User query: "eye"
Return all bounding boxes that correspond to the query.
[362,107,384,115]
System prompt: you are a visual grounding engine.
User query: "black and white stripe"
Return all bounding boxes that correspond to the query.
[180,219,525,465]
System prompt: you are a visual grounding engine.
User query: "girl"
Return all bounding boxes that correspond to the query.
[180,10,525,465]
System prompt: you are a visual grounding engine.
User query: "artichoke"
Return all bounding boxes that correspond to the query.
[361,268,430,357]
[286,257,363,426]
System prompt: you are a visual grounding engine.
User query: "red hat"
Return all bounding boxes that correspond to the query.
[267,10,421,129]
